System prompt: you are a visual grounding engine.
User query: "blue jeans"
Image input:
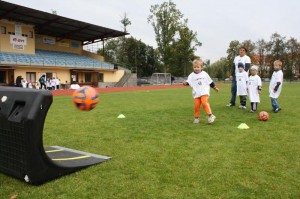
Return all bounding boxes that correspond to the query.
[230,78,237,105]
[271,97,280,110]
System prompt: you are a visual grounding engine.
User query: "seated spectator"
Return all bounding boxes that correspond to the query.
[70,84,80,89]
[35,81,40,89]
[21,78,28,88]
[28,80,33,88]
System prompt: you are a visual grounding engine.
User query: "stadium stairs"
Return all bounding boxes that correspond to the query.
[0,50,114,70]
[114,67,137,87]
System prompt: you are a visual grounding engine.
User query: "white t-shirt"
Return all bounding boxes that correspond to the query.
[55,79,60,86]
[236,70,249,96]
[186,71,213,98]
[50,79,56,87]
[46,80,50,88]
[21,80,27,88]
[233,55,251,75]
[269,70,283,98]
[248,75,262,102]
[35,82,40,89]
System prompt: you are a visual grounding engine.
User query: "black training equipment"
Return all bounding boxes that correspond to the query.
[0,87,110,185]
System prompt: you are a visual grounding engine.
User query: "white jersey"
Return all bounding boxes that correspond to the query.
[269,70,283,98]
[236,70,248,96]
[21,81,27,88]
[186,71,213,98]
[55,79,60,86]
[46,80,50,88]
[50,79,56,87]
[248,75,262,102]
[233,55,251,75]
[35,82,40,89]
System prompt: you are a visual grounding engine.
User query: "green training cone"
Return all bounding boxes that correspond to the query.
[117,114,126,118]
[237,123,249,129]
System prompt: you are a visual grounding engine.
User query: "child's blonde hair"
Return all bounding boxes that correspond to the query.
[274,60,282,67]
[192,58,203,66]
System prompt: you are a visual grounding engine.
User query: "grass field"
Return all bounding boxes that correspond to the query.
[1,83,299,199]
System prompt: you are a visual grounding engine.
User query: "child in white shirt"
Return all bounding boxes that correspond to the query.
[269,60,283,113]
[51,77,56,90]
[183,59,219,124]
[21,78,27,88]
[248,65,262,112]
[28,80,33,88]
[35,81,40,89]
[236,63,249,109]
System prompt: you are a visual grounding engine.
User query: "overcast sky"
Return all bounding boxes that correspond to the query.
[5,0,300,63]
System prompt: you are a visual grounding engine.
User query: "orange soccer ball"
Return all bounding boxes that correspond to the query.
[258,111,269,121]
[72,86,99,111]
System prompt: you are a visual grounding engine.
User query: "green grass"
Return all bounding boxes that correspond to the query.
[1,83,299,199]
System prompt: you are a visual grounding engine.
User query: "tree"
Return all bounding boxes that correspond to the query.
[205,58,229,79]
[169,22,201,76]
[266,33,287,76]
[226,40,240,72]
[148,1,201,76]
[148,0,184,73]
[285,37,300,79]
[225,33,300,80]
[51,9,57,15]
[98,39,121,64]
[120,12,131,33]
[119,13,131,65]
[256,39,267,77]
[226,40,240,61]
[98,37,158,77]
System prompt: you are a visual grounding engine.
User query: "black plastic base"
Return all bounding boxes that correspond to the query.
[0,87,110,185]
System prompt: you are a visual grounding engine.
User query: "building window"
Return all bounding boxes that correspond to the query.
[0,71,5,83]
[46,72,56,81]
[29,31,33,38]
[1,26,6,34]
[26,72,36,83]
[85,73,92,82]
[98,73,103,82]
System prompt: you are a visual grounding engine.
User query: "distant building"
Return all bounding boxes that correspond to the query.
[0,1,132,88]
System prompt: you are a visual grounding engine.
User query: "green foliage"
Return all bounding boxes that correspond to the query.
[98,39,121,64]
[226,40,240,62]
[120,13,131,33]
[169,24,201,76]
[204,58,230,79]
[98,37,157,77]
[148,0,183,66]
[226,33,300,80]
[285,37,300,78]
[100,0,202,77]
[266,33,287,76]
[256,39,268,78]
[148,0,201,76]
[226,40,255,63]
[1,84,299,198]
